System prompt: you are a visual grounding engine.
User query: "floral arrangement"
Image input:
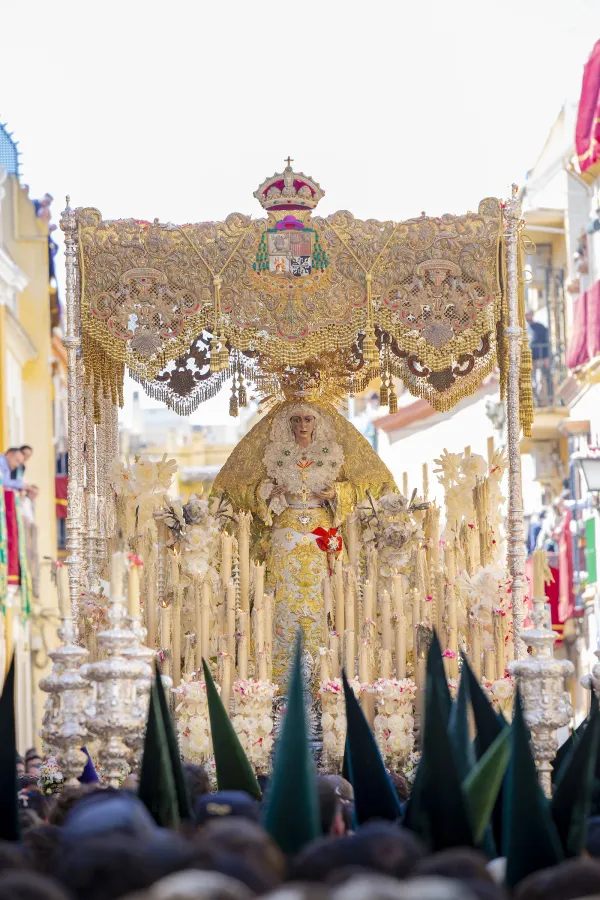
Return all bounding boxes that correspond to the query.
[372,678,416,771]
[487,448,508,562]
[38,756,65,795]
[174,679,213,764]
[319,678,365,770]
[155,494,226,585]
[232,680,278,774]
[356,491,427,577]
[81,587,109,632]
[481,675,515,718]
[402,750,421,786]
[456,565,512,648]
[110,454,177,536]
[434,449,487,533]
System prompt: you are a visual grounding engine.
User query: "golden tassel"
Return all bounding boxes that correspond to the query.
[388,383,398,414]
[229,379,238,417]
[218,334,229,371]
[209,335,220,373]
[379,372,389,407]
[238,375,247,408]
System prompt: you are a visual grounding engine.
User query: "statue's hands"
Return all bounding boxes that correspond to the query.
[313,486,336,501]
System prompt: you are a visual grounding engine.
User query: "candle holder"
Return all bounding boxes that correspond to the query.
[122,615,156,766]
[509,598,573,797]
[80,585,152,786]
[39,615,91,781]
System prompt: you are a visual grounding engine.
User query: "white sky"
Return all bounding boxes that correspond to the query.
[2,0,599,425]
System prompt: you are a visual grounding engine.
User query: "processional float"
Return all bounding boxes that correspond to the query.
[41,160,572,793]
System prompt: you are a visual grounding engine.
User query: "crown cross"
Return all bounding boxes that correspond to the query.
[284,156,294,167]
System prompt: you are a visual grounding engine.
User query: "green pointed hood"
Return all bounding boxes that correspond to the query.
[138,673,180,829]
[202,658,261,800]
[403,675,474,850]
[551,692,600,857]
[551,693,595,785]
[154,665,193,821]
[263,632,320,854]
[342,669,402,825]
[448,670,476,782]
[461,652,505,758]
[503,688,563,888]
[0,657,19,842]
[428,630,452,726]
[464,726,512,846]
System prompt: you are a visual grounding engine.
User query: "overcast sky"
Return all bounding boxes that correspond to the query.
[2,0,599,424]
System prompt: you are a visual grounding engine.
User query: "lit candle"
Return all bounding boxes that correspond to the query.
[160,605,171,677]
[416,658,426,716]
[221,532,233,587]
[334,559,344,637]
[201,581,211,662]
[238,512,251,613]
[395,613,407,678]
[127,558,141,618]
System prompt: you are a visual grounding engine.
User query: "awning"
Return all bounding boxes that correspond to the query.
[576,39,600,172]
[566,278,600,369]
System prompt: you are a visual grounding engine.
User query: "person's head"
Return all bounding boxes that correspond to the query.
[413,848,494,883]
[0,840,26,873]
[514,857,600,900]
[317,777,346,837]
[525,310,534,323]
[149,870,251,900]
[587,815,600,857]
[194,792,261,829]
[387,772,409,805]
[0,870,69,900]
[291,824,425,883]
[192,818,286,888]
[183,762,210,805]
[19,446,33,462]
[16,756,25,777]
[25,757,42,777]
[18,785,50,821]
[21,824,62,875]
[323,776,354,832]
[4,448,25,471]
[47,783,105,826]
[62,790,159,841]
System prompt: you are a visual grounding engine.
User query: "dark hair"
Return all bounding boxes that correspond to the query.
[183,762,210,804]
[515,858,600,900]
[414,848,495,882]
[0,871,69,900]
[291,823,425,882]
[317,776,341,835]
[192,818,286,888]
[5,447,20,455]
[47,784,97,826]
[19,446,32,454]
[21,824,62,875]
[587,815,600,857]
[0,840,26,873]
[24,748,40,761]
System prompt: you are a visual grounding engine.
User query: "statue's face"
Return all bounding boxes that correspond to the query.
[290,413,315,445]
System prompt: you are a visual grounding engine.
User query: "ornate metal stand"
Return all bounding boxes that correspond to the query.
[509,598,573,796]
[123,615,156,767]
[80,587,152,786]
[39,616,90,781]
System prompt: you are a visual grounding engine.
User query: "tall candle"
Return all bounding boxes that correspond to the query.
[201,581,211,662]
[412,589,420,632]
[416,658,426,716]
[446,584,458,678]
[381,590,392,656]
[320,649,331,684]
[334,559,345,637]
[253,561,265,606]
[221,533,233,587]
[422,462,429,501]
[323,576,333,643]
[395,613,407,678]
[330,634,340,678]
[533,548,547,599]
[238,610,248,680]
[346,513,359,568]
[484,647,497,682]
[220,636,232,712]
[345,630,355,679]
[57,563,70,618]
[363,579,373,625]
[226,580,236,657]
[392,574,404,617]
[256,605,268,681]
[402,472,408,497]
[487,435,495,466]
[110,551,126,600]
[238,512,251,612]
[471,623,482,680]
[172,590,181,688]
[494,611,506,678]
[146,558,157,649]
[358,638,369,684]
[264,591,273,681]
[127,560,141,618]
[195,580,203,673]
[160,605,171,677]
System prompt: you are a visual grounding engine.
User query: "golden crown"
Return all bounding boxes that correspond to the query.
[254,157,324,212]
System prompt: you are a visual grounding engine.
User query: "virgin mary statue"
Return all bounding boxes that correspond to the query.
[211,397,395,686]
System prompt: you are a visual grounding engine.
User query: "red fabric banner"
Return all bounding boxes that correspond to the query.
[576,40,600,172]
[558,509,575,624]
[566,279,600,369]
[524,558,563,643]
[4,489,20,585]
[55,475,68,519]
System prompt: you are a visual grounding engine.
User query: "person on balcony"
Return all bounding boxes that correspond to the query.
[0,447,37,498]
[526,311,552,406]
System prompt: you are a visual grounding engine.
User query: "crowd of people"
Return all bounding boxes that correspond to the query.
[2,632,600,900]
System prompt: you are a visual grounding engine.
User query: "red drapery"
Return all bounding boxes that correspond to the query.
[4,489,20,585]
[566,279,600,369]
[55,475,68,519]
[524,558,563,643]
[576,40,600,172]
[558,508,575,625]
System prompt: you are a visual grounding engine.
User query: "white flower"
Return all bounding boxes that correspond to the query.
[323,731,338,751]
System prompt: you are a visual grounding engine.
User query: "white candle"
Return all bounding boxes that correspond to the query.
[416,658,426,716]
[381,590,392,655]
[201,581,211,662]
[334,559,344,637]
[381,648,392,680]
[330,633,340,678]
[253,561,265,607]
[195,580,203,673]
[494,611,506,679]
[412,589,420,632]
[127,559,141,618]
[359,639,369,684]
[320,649,330,684]
[346,513,359,568]
[392,574,404,617]
[402,472,409,497]
[146,557,157,650]
[238,512,251,612]
[363,579,373,625]
[220,637,232,712]
[395,613,407,678]
[226,580,236,657]
[57,563,70,618]
[345,630,355,678]
[160,605,171,677]
[264,591,273,681]
[484,647,497,682]
[238,610,248,680]
[323,576,333,642]
[172,591,181,687]
[471,623,482,680]
[533,549,547,599]
[110,551,126,600]
[221,533,233,587]
[446,584,458,678]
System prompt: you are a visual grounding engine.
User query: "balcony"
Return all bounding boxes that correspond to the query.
[526,268,568,410]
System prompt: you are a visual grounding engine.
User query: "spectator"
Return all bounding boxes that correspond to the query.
[12,447,33,486]
[525,311,552,406]
[15,756,25,777]
[316,777,347,838]
[0,447,36,498]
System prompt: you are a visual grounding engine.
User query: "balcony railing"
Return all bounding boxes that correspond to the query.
[526,267,568,409]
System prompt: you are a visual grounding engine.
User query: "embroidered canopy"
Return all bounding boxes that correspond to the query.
[76,161,531,431]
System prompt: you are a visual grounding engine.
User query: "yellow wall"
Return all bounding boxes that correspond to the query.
[2,177,59,738]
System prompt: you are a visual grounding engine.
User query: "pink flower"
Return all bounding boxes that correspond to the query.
[426,595,433,602]
[442,650,457,659]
